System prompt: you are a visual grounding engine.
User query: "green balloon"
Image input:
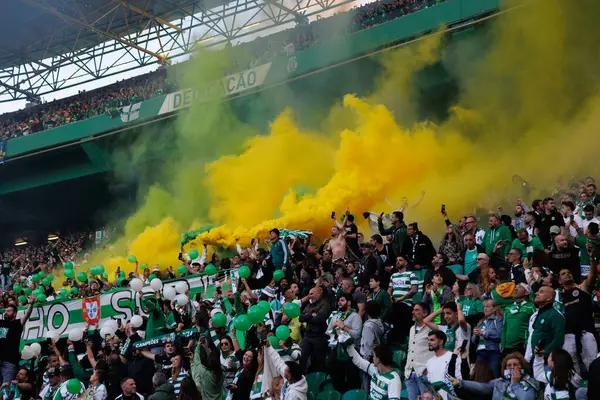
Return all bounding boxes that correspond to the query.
[71,287,78,295]
[267,335,281,349]
[102,273,108,279]
[283,303,301,319]
[212,312,227,328]
[273,269,285,282]
[42,278,51,287]
[119,271,125,278]
[23,287,32,296]
[89,267,98,276]
[18,295,27,304]
[36,293,46,302]
[148,274,157,281]
[234,315,252,331]
[238,265,251,279]
[77,272,88,283]
[116,278,124,286]
[66,379,82,395]
[64,262,73,269]
[64,269,75,279]
[97,265,105,274]
[258,300,270,315]
[33,288,42,295]
[247,305,264,324]
[140,263,148,270]
[128,255,137,263]
[48,273,55,281]
[37,271,46,280]
[32,274,41,283]
[13,284,21,294]
[177,265,187,274]
[276,325,291,341]
[204,265,217,276]
[189,249,199,260]
[19,276,25,282]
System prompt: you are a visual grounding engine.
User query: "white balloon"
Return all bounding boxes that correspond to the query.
[30,342,42,356]
[46,330,59,341]
[150,278,163,291]
[130,278,144,292]
[21,346,34,360]
[176,294,189,306]
[163,287,176,300]
[131,315,143,328]
[68,329,84,342]
[175,282,188,294]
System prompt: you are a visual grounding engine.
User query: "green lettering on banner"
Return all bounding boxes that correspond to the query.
[173,93,182,109]
[183,89,192,106]
[236,72,246,92]
[226,76,236,93]
[8,273,230,345]
[247,71,256,87]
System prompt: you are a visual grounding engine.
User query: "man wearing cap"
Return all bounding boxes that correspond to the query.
[39,367,61,400]
[501,283,536,358]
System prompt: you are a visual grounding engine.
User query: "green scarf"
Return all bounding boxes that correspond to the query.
[335,308,356,361]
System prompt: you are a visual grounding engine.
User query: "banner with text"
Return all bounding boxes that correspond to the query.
[9,275,216,344]
[157,63,272,115]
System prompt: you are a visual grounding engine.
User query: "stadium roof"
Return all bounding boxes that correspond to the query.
[0,0,214,70]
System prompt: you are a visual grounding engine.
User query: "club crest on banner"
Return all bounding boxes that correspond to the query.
[82,296,101,325]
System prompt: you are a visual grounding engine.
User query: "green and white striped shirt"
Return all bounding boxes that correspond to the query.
[348,346,401,400]
[169,369,188,397]
[390,271,418,304]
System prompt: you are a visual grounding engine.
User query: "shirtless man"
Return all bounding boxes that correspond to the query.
[328,226,347,262]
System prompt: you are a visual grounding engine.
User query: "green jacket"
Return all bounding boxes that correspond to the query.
[144,299,167,339]
[511,236,544,261]
[68,349,92,386]
[269,239,289,269]
[191,345,223,400]
[372,288,392,323]
[501,300,536,349]
[483,225,512,257]
[148,383,176,400]
[569,232,600,266]
[529,304,565,356]
[378,220,407,262]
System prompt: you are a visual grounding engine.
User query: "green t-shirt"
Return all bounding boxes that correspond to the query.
[461,297,484,317]
[464,248,478,275]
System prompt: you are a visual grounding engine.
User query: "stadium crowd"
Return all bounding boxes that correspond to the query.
[0,0,432,143]
[0,177,599,399]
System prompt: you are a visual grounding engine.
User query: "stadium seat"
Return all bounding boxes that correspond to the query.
[319,378,335,392]
[317,390,342,400]
[393,349,407,371]
[341,389,368,400]
[307,372,327,399]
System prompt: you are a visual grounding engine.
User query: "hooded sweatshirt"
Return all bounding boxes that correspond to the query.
[265,346,308,400]
[483,224,512,257]
[360,318,384,359]
[148,383,176,400]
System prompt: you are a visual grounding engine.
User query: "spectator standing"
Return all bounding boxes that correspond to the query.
[549,235,581,283]
[424,302,471,354]
[264,342,308,400]
[347,344,401,400]
[298,286,331,372]
[460,233,484,277]
[357,243,378,290]
[472,299,503,377]
[115,377,144,400]
[191,335,223,400]
[462,216,486,247]
[565,219,600,279]
[368,276,392,323]
[0,299,35,384]
[501,283,536,358]
[269,229,289,270]
[377,211,407,260]
[511,229,544,262]
[438,225,464,266]
[404,303,434,400]
[388,255,418,342]
[533,348,581,400]
[525,287,566,362]
[483,214,512,257]
[536,198,566,249]
[359,302,384,391]
[425,330,462,400]
[557,254,598,374]
[423,253,457,289]
[148,372,175,400]
[402,223,436,269]
[326,293,362,393]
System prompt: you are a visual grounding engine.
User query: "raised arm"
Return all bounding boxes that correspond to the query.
[20,296,36,325]
[347,345,375,376]
[423,308,442,331]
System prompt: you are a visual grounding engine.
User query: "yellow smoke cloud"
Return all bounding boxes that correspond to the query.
[93,0,600,271]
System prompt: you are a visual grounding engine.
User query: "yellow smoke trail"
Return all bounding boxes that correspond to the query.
[94,0,600,271]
